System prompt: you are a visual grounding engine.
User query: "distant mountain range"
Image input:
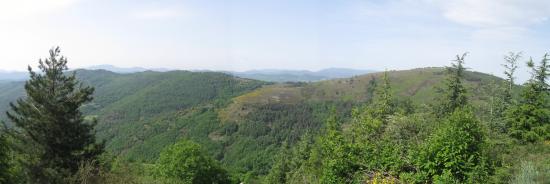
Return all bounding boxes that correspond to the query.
[0,65,375,82]
[85,65,170,73]
[0,70,28,81]
[228,68,375,82]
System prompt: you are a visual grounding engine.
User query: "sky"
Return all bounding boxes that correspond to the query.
[0,0,549,81]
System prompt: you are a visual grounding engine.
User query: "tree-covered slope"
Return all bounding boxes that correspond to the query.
[213,67,513,176]
[220,67,506,124]
[0,69,267,161]
[0,81,24,117]
[0,67,512,177]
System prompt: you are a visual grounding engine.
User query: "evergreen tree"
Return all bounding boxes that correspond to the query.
[530,54,550,91]
[355,71,395,134]
[506,54,550,142]
[435,53,468,116]
[0,133,13,184]
[349,72,405,181]
[487,53,521,132]
[502,52,521,104]
[319,110,355,184]
[485,81,509,132]
[372,71,394,120]
[351,71,394,141]
[6,47,104,182]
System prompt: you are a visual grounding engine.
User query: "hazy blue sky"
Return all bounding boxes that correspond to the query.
[0,0,549,81]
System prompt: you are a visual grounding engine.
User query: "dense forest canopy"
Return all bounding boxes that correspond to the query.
[0,48,548,183]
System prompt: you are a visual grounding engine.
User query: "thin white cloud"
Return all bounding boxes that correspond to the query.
[133,8,185,20]
[0,0,79,21]
[351,0,545,82]
[471,27,529,42]
[431,0,550,28]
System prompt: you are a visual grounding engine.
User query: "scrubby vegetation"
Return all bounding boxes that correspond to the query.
[261,53,550,183]
[0,48,548,183]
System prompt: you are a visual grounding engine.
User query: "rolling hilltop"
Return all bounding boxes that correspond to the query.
[0,67,508,175]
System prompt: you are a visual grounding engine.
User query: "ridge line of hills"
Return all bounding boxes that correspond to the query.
[0,65,375,82]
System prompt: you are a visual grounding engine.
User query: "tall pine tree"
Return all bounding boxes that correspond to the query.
[6,47,104,182]
[488,52,521,132]
[502,52,521,104]
[319,110,356,184]
[435,53,468,116]
[506,54,550,142]
[372,71,394,120]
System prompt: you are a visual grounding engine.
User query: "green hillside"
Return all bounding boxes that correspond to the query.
[80,70,267,162]
[220,67,505,124]
[0,67,517,178]
[0,70,267,161]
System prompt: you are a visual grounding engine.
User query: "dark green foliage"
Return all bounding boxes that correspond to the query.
[154,139,231,184]
[110,108,225,162]
[86,71,266,163]
[222,102,353,177]
[435,53,469,116]
[506,54,550,142]
[413,109,490,183]
[0,134,13,184]
[241,103,339,142]
[6,47,104,183]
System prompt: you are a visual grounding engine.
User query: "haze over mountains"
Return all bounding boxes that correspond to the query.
[228,68,375,82]
[0,65,375,82]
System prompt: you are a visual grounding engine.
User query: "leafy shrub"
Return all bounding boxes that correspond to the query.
[154,140,231,184]
[413,108,490,183]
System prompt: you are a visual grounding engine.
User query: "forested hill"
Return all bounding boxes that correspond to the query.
[0,69,268,159]
[0,67,511,176]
